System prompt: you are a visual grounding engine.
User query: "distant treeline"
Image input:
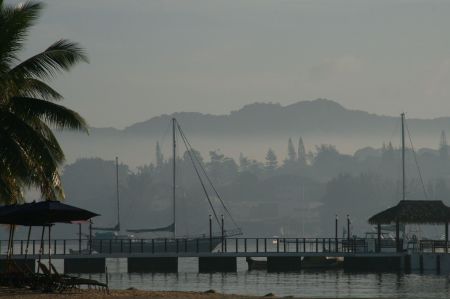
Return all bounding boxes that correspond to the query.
[60,133,450,237]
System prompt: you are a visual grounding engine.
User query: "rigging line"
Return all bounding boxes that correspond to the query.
[176,123,240,229]
[176,124,236,222]
[174,126,189,234]
[405,121,429,200]
[176,124,231,215]
[176,123,221,227]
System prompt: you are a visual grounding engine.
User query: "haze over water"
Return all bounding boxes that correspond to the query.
[6,1,450,298]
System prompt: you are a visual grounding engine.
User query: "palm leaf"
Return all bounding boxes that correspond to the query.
[0,109,63,168]
[9,39,89,81]
[0,116,65,201]
[13,78,63,100]
[0,173,24,204]
[0,1,43,72]
[10,96,88,131]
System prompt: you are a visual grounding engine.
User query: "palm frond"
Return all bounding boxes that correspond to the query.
[0,115,65,201]
[0,1,43,71]
[0,76,63,102]
[9,39,89,81]
[1,109,63,168]
[10,96,88,132]
[0,128,34,181]
[0,173,24,204]
[16,78,63,100]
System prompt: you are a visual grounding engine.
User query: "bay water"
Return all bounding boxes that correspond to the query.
[50,258,450,298]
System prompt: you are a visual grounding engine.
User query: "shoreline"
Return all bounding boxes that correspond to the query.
[0,289,278,298]
[0,288,390,299]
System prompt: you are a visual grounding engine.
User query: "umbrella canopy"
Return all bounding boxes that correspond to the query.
[0,201,99,226]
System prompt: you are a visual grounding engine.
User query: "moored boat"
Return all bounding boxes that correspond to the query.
[90,118,241,253]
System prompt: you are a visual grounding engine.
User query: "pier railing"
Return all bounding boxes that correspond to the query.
[1,237,437,256]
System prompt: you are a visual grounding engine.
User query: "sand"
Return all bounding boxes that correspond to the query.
[0,287,386,299]
[0,288,283,299]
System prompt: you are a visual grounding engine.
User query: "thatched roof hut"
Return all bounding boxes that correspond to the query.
[368,200,450,225]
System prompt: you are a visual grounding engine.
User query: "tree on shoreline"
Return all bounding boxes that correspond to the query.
[265,148,278,173]
[0,1,88,203]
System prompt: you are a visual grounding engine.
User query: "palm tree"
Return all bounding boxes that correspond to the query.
[0,1,89,203]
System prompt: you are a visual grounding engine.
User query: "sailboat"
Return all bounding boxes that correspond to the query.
[90,118,241,253]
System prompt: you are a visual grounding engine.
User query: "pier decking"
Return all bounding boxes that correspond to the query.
[1,237,449,274]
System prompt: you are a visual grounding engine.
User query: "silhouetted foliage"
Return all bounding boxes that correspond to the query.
[155,142,164,169]
[287,138,297,162]
[298,137,306,166]
[59,131,450,237]
[265,148,278,173]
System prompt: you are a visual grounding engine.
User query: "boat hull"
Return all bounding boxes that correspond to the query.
[90,237,223,254]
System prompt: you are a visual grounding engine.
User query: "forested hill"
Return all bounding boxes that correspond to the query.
[113,99,450,137]
[56,99,450,167]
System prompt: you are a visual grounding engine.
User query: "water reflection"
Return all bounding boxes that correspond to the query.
[74,258,450,298]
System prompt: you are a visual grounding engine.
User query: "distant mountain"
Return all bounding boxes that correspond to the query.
[123,99,391,137]
[57,99,450,167]
[88,98,449,138]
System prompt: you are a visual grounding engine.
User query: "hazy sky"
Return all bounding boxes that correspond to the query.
[16,0,450,128]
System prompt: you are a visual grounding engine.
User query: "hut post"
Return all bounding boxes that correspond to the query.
[335,215,338,252]
[445,222,449,253]
[209,215,212,251]
[377,223,381,253]
[395,220,400,253]
[347,215,350,241]
[78,223,82,253]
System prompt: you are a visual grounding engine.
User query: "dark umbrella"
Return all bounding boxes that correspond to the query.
[0,201,99,274]
[0,200,99,226]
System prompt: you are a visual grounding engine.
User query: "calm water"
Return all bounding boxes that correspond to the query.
[49,258,450,298]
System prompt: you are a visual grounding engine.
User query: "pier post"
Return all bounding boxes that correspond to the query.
[343,256,401,272]
[377,224,381,253]
[209,215,212,251]
[64,257,105,274]
[445,222,448,253]
[128,257,178,273]
[335,215,338,252]
[221,215,224,252]
[198,257,237,273]
[395,220,400,252]
[267,257,301,272]
[347,215,351,241]
[78,224,81,253]
[89,220,92,254]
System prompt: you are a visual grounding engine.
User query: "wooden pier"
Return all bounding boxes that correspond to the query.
[1,237,449,274]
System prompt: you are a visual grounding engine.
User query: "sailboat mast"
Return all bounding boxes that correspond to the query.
[172,118,177,238]
[116,156,120,231]
[401,113,405,201]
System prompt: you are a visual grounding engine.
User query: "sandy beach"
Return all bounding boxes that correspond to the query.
[0,289,285,299]
[0,288,380,299]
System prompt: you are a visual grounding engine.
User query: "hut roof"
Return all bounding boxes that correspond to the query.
[368,200,450,225]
